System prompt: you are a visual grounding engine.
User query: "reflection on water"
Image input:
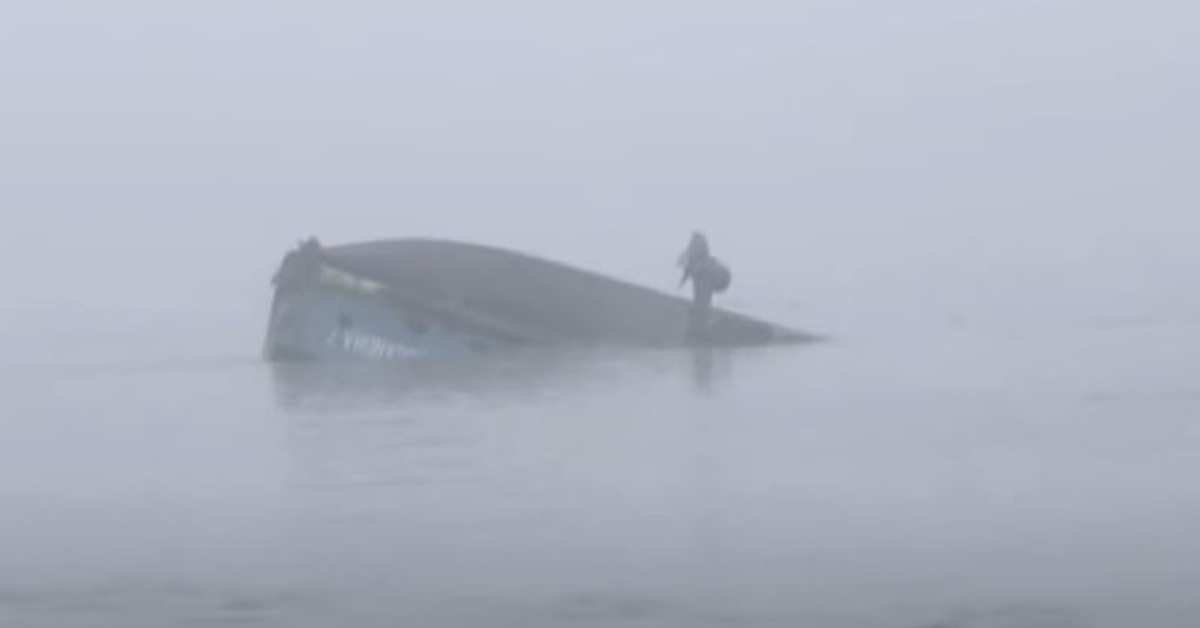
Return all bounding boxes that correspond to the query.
[271,345,739,410]
[6,327,1200,627]
[270,346,741,412]
[266,348,785,626]
[268,342,1091,628]
[270,350,599,411]
[270,348,742,495]
[688,347,738,395]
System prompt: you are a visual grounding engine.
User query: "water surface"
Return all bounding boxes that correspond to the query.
[2,313,1198,628]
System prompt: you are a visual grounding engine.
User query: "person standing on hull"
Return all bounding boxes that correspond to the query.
[678,231,732,342]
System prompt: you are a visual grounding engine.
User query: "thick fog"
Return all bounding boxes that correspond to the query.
[1,2,1198,627]
[3,0,1197,337]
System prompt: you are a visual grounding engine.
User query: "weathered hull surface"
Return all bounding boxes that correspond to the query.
[264,239,817,362]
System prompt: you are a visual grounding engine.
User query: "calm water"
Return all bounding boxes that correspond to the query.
[2,312,1198,628]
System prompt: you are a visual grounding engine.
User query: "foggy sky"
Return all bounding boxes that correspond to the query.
[4,8,1199,627]
[1,0,1196,335]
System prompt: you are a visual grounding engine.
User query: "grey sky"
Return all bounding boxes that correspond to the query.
[1,0,1196,324]
[4,8,1200,627]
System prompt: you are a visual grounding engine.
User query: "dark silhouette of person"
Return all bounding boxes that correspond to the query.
[678,232,731,341]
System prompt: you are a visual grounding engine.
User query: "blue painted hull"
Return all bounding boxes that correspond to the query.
[265,283,513,363]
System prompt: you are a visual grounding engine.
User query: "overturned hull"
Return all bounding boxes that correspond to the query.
[263,239,817,362]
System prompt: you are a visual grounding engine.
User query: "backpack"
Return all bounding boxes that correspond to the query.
[704,258,733,293]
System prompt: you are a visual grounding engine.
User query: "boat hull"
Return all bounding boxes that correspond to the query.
[264,239,818,363]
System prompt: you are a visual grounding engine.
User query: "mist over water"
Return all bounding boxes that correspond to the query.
[2,1,1199,627]
[4,242,1199,628]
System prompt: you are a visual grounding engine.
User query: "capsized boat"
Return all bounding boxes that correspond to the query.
[263,238,819,362]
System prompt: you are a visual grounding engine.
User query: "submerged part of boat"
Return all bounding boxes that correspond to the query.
[263,238,819,362]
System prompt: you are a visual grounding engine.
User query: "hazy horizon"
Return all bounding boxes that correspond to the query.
[3,1,1197,331]
[1,3,1198,627]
